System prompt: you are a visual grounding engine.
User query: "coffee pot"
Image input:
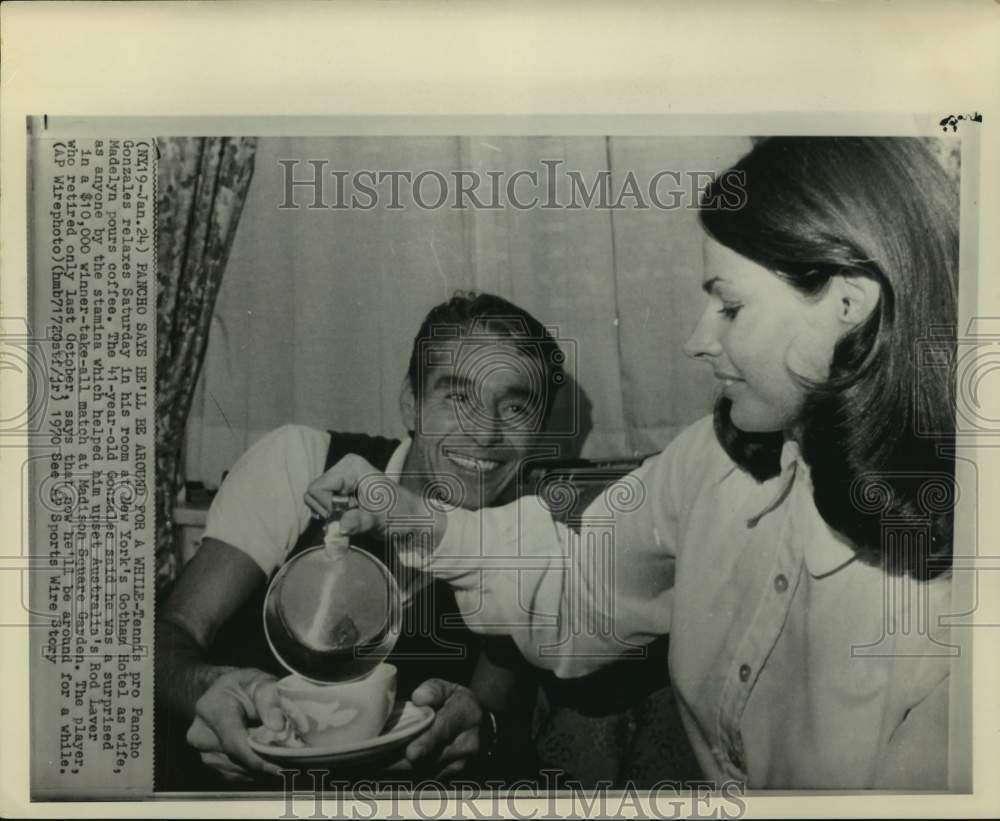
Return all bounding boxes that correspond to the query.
[263,497,402,683]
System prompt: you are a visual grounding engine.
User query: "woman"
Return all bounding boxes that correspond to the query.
[310,137,960,789]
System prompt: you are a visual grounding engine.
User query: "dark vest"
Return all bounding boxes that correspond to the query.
[209,431,479,697]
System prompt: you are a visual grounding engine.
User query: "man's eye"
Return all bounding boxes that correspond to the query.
[446,392,471,405]
[718,303,742,320]
[498,402,526,419]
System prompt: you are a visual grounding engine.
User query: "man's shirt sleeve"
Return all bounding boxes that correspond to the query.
[201,425,331,575]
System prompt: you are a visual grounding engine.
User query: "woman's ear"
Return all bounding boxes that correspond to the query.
[831,273,881,330]
[399,379,418,432]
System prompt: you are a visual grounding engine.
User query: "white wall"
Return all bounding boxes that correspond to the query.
[184,136,752,486]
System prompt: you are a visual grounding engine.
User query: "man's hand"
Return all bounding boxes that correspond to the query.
[304,454,443,540]
[402,679,490,778]
[186,668,287,781]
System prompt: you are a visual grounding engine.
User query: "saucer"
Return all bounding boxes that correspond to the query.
[249,701,435,768]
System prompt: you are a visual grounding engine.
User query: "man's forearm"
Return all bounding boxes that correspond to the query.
[155,616,238,724]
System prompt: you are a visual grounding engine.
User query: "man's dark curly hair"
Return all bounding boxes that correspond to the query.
[407,291,565,426]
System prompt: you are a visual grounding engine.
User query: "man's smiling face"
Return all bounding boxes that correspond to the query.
[403,338,548,510]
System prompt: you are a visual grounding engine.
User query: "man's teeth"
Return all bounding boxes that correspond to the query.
[445,452,502,473]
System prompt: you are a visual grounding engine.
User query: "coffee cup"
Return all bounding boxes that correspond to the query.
[275,662,397,748]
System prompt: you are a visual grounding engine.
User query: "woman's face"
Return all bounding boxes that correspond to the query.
[684,237,841,433]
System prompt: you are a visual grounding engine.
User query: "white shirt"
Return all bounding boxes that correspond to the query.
[405,415,957,789]
[202,425,410,575]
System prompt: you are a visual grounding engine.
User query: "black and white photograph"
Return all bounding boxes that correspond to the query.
[23,125,974,800]
[148,132,970,796]
[4,3,1000,818]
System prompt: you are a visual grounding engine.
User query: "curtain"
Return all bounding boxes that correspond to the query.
[155,137,257,591]
[185,136,752,488]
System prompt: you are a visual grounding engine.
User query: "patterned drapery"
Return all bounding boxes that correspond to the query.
[154,137,257,591]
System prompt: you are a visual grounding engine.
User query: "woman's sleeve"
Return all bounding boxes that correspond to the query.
[872,675,949,790]
[408,418,711,679]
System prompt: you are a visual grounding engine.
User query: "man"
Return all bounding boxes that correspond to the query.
[155,292,564,786]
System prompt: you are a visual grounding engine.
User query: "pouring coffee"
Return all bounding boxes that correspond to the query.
[263,497,402,684]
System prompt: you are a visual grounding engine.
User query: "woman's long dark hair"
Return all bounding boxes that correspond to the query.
[700,138,958,579]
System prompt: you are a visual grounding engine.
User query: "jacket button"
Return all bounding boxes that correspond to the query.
[774,573,789,593]
[739,663,751,682]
